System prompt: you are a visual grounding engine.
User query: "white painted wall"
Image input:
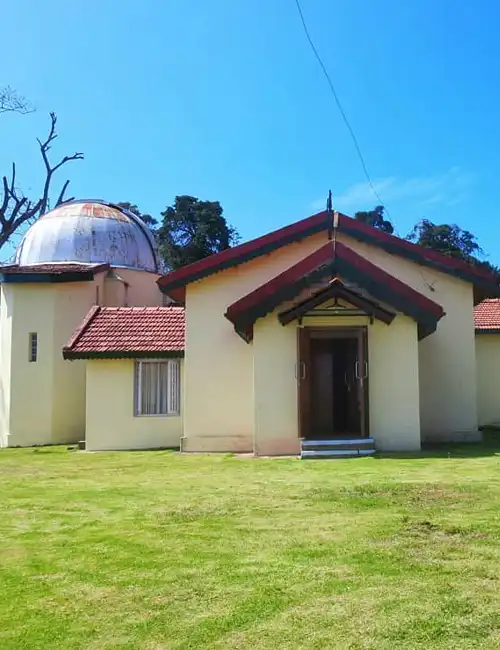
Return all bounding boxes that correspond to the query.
[0,266,162,448]
[253,314,300,456]
[252,312,420,454]
[368,315,421,450]
[85,359,183,451]
[476,334,500,426]
[339,234,479,442]
[182,234,326,453]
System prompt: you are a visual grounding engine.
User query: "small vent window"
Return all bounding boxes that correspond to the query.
[29,333,38,363]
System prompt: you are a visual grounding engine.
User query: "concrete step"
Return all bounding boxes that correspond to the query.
[301,438,375,451]
[300,438,376,460]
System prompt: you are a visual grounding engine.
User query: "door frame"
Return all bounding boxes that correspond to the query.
[297,326,369,439]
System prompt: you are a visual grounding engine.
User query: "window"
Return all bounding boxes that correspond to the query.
[29,333,38,363]
[135,359,180,416]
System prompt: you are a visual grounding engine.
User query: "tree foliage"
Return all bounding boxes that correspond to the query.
[408,219,500,276]
[0,112,83,250]
[156,195,239,270]
[115,202,156,227]
[408,219,481,260]
[354,205,394,234]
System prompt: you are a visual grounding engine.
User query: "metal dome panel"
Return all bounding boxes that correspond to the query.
[15,200,160,273]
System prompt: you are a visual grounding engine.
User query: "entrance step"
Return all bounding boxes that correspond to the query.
[300,437,376,459]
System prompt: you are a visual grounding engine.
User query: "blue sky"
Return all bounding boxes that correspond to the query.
[2,0,500,263]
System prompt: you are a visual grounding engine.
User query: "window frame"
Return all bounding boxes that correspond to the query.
[28,332,38,363]
[134,358,181,417]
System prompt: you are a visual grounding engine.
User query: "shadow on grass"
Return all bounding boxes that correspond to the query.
[378,429,500,460]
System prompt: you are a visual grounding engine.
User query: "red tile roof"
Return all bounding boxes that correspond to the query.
[474,299,500,331]
[63,306,185,359]
[158,211,500,303]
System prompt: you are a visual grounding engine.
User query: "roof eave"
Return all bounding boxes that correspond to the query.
[63,349,185,360]
[225,241,445,343]
[156,211,500,299]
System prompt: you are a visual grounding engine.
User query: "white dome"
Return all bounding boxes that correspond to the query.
[15,200,160,273]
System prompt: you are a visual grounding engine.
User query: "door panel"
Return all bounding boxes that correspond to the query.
[298,327,369,439]
[311,339,335,437]
[297,328,311,438]
[357,328,369,437]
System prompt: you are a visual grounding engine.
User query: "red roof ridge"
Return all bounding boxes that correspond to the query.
[97,305,184,312]
[157,211,500,303]
[225,240,444,341]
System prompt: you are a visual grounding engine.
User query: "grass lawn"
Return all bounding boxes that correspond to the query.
[2,440,500,649]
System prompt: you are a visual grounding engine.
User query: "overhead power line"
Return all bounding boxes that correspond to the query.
[293,0,388,212]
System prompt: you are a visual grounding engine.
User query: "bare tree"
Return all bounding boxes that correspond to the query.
[0,112,83,250]
[0,86,33,115]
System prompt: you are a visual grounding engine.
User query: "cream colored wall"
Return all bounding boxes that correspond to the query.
[2,279,102,447]
[339,233,479,442]
[103,276,126,307]
[252,312,420,454]
[4,284,56,446]
[368,315,421,450]
[52,281,104,443]
[253,315,300,456]
[0,266,162,448]
[85,358,183,451]
[183,227,477,452]
[104,268,163,306]
[475,334,500,426]
[0,285,14,447]
[182,234,326,453]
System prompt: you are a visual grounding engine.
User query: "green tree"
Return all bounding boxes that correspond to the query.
[408,219,500,276]
[157,195,239,270]
[115,202,157,227]
[354,205,394,234]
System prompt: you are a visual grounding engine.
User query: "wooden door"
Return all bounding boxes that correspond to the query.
[298,327,369,439]
[355,328,369,438]
[297,328,311,438]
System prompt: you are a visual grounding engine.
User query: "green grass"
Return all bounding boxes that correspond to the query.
[3,439,500,649]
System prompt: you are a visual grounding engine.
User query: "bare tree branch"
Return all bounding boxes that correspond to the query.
[37,113,83,216]
[0,112,83,251]
[0,86,34,115]
[55,180,71,207]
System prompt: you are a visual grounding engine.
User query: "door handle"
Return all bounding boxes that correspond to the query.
[355,361,368,380]
[295,362,306,380]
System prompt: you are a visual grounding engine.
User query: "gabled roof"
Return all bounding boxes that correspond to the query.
[278,279,396,327]
[158,211,500,302]
[474,299,500,333]
[63,306,185,360]
[0,263,110,283]
[224,241,445,341]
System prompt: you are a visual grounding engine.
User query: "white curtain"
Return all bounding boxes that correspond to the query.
[136,360,180,415]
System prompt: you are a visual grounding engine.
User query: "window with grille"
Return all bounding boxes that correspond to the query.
[134,359,181,416]
[29,333,38,362]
